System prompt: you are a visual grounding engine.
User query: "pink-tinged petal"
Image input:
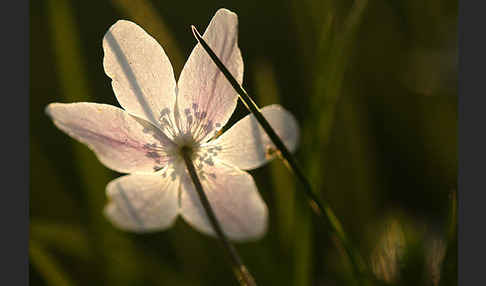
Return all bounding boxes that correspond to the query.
[103,20,178,137]
[104,172,179,232]
[176,9,243,142]
[180,162,267,241]
[209,105,299,170]
[46,102,176,174]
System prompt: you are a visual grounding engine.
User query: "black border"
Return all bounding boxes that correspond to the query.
[5,0,484,285]
[4,0,29,285]
[458,0,486,285]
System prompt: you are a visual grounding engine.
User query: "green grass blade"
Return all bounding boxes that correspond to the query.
[191,24,364,284]
[30,239,75,286]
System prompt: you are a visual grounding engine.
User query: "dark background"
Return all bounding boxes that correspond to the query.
[30,0,457,285]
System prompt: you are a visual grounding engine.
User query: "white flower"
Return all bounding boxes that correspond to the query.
[45,9,299,241]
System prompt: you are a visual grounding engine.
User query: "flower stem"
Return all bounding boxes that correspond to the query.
[181,147,257,286]
[191,26,364,283]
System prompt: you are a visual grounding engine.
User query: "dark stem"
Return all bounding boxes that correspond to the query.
[191,26,364,284]
[181,147,257,286]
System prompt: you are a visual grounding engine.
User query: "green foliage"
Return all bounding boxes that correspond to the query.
[30,0,457,285]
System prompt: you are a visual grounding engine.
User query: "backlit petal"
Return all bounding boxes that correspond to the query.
[104,172,179,232]
[210,105,299,170]
[103,20,178,137]
[46,102,176,173]
[180,162,267,241]
[176,9,243,142]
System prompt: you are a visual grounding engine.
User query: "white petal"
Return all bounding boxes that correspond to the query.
[46,102,176,174]
[210,105,299,170]
[104,172,179,232]
[180,162,267,241]
[103,20,178,135]
[176,9,243,142]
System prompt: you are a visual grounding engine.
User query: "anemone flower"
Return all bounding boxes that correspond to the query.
[46,9,299,241]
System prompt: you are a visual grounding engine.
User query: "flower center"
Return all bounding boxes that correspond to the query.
[172,133,199,163]
[178,144,195,160]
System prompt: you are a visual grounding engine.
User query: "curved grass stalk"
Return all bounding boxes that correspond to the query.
[191,26,364,284]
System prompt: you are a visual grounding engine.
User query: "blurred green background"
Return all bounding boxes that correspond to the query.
[30,0,457,285]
